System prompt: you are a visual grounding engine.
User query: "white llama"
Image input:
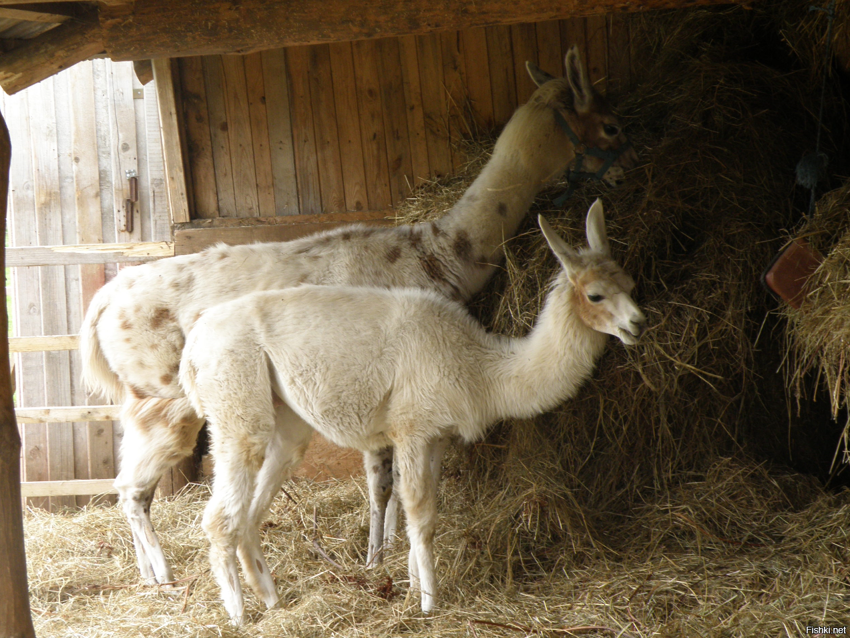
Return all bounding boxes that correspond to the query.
[179,200,647,623]
[80,46,638,587]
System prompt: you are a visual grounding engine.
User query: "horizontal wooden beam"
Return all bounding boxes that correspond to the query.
[15,405,120,423]
[0,9,102,94]
[0,5,73,23]
[7,240,173,266]
[173,210,395,255]
[9,335,79,352]
[101,0,756,61]
[20,479,118,497]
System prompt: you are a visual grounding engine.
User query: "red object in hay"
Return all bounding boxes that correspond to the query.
[763,238,823,309]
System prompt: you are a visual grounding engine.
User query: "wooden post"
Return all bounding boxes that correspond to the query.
[0,110,37,638]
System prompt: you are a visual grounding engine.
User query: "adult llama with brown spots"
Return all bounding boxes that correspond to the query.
[79,46,637,589]
[179,201,647,623]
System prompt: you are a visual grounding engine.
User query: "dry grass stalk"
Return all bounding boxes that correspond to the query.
[23,464,850,637]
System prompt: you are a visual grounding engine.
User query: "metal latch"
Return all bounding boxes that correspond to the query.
[119,169,139,233]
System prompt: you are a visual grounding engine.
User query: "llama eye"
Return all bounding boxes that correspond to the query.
[587,294,604,303]
[603,124,619,136]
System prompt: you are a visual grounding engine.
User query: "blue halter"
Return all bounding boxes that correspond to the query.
[551,108,632,208]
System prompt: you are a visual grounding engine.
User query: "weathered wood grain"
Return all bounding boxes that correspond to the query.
[99,0,752,61]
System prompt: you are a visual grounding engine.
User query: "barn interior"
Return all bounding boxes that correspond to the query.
[2,0,850,636]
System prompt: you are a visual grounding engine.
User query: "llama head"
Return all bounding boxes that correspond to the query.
[538,199,647,345]
[522,47,637,187]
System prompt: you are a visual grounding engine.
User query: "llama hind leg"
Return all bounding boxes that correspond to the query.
[396,439,439,614]
[364,446,394,567]
[237,406,313,609]
[115,396,204,585]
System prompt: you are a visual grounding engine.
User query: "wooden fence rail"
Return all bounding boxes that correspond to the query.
[7,241,174,267]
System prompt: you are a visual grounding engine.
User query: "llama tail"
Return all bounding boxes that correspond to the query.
[79,284,125,404]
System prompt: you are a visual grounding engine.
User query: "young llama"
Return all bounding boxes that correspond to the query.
[179,200,647,623]
[80,46,637,587]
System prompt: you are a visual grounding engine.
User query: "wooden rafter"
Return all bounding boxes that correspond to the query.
[101,0,759,61]
[0,9,103,94]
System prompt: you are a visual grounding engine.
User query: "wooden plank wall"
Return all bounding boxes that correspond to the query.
[1,60,183,510]
[178,15,633,220]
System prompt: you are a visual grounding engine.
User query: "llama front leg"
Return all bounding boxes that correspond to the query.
[204,445,261,626]
[396,440,439,614]
[364,446,394,567]
[386,436,448,565]
[238,407,313,609]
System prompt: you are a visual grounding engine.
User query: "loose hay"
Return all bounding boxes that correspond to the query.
[24,465,850,637]
[23,3,850,635]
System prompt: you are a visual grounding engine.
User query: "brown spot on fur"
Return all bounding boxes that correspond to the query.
[420,254,447,285]
[386,246,402,264]
[341,231,353,241]
[218,252,227,260]
[453,230,473,261]
[497,202,508,217]
[150,307,174,330]
[430,222,446,237]
[407,227,423,250]
[129,385,147,400]
[372,465,381,474]
[160,374,173,386]
[256,559,264,574]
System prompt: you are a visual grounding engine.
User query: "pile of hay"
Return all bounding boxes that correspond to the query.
[397,2,847,570]
[782,183,850,469]
[22,465,850,637]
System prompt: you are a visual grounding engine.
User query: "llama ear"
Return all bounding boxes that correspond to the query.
[526,60,556,88]
[565,46,592,113]
[539,215,580,272]
[585,199,611,256]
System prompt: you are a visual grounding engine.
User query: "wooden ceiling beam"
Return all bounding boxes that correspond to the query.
[0,4,77,23]
[101,0,757,61]
[0,10,103,94]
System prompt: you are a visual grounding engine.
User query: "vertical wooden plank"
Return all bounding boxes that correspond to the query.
[132,69,153,243]
[286,46,322,215]
[69,62,115,504]
[306,45,345,212]
[202,56,237,218]
[397,35,430,188]
[54,68,89,507]
[486,25,517,127]
[261,49,299,215]
[511,23,539,106]
[560,17,588,63]
[329,41,368,211]
[178,57,219,219]
[440,30,469,172]
[143,76,170,239]
[244,52,276,216]
[351,39,392,209]
[220,55,260,218]
[416,33,452,179]
[29,79,75,511]
[536,20,564,79]
[107,62,141,243]
[6,88,48,509]
[585,14,608,93]
[69,62,105,312]
[461,28,494,132]
[91,60,118,254]
[607,13,631,96]
[377,37,414,206]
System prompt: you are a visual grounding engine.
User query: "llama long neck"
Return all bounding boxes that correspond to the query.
[488,272,609,422]
[435,107,571,296]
